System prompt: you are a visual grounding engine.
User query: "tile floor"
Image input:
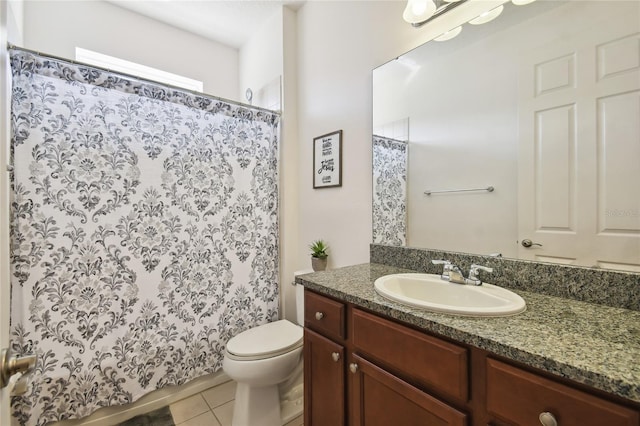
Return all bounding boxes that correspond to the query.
[168,380,304,426]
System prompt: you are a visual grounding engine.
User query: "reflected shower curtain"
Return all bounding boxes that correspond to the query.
[372,136,407,246]
[9,50,280,425]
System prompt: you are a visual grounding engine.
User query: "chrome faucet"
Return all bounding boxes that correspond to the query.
[448,264,467,284]
[431,260,493,286]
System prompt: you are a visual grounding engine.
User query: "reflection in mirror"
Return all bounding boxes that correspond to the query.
[373,0,640,272]
[372,133,408,246]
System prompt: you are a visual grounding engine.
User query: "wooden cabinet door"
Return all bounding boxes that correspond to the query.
[304,328,345,426]
[350,354,467,426]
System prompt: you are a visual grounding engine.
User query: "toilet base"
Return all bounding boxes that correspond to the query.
[232,383,281,426]
[280,380,304,425]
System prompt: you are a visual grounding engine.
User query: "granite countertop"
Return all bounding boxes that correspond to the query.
[296,263,640,404]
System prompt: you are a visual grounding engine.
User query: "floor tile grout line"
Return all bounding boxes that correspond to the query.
[201,390,234,411]
[176,408,220,426]
[170,393,211,425]
[200,381,237,410]
[211,408,224,426]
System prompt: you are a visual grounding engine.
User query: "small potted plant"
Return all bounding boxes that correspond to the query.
[309,240,329,271]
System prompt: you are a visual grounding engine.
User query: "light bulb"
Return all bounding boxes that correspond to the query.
[403,0,437,25]
[412,0,428,15]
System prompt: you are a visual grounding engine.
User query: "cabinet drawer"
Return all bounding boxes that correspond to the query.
[486,358,640,426]
[352,308,468,402]
[304,290,346,341]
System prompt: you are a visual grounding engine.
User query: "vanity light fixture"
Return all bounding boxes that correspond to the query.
[434,25,463,41]
[404,0,468,28]
[468,5,504,25]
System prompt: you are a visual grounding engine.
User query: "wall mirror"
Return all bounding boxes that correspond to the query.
[372,0,640,272]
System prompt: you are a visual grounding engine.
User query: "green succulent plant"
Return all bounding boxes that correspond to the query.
[309,240,329,259]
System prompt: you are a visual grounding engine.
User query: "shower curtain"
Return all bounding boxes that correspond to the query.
[8,49,280,425]
[372,135,407,246]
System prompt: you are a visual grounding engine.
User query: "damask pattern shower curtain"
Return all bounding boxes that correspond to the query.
[9,50,280,425]
[372,136,407,246]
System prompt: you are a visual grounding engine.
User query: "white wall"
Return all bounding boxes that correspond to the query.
[239,8,282,105]
[295,1,404,271]
[280,7,301,322]
[22,0,239,101]
[293,0,507,271]
[406,43,518,256]
[374,16,522,257]
[239,6,301,321]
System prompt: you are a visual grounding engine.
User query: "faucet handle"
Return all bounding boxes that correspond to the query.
[431,260,451,267]
[468,264,493,282]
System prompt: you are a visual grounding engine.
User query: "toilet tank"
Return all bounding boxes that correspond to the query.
[294,270,313,326]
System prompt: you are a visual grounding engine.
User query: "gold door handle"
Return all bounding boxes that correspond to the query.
[0,348,37,388]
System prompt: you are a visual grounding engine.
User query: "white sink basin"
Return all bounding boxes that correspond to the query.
[374,273,526,317]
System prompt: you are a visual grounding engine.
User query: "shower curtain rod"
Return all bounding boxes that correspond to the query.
[7,43,282,116]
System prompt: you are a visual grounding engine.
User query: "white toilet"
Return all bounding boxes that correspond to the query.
[222,277,307,426]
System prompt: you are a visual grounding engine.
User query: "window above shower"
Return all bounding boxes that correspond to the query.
[75,47,204,92]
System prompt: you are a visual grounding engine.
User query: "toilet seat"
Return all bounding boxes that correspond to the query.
[226,320,303,361]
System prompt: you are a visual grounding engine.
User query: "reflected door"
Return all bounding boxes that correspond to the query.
[517,2,640,270]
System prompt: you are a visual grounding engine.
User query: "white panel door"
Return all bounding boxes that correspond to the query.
[518,2,640,270]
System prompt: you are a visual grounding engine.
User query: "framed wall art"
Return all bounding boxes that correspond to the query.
[313,130,342,189]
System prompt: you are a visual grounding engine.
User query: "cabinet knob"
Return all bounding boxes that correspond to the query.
[315,312,324,320]
[539,412,557,426]
[349,363,359,374]
[331,352,340,362]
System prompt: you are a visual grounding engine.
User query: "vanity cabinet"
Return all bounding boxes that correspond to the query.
[303,289,640,426]
[304,290,468,426]
[304,290,347,425]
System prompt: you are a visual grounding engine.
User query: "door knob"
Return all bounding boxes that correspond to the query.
[521,239,542,248]
[1,348,37,388]
[349,363,359,374]
[331,352,340,362]
[315,312,324,320]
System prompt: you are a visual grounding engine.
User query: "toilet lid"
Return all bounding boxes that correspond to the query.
[226,320,303,360]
